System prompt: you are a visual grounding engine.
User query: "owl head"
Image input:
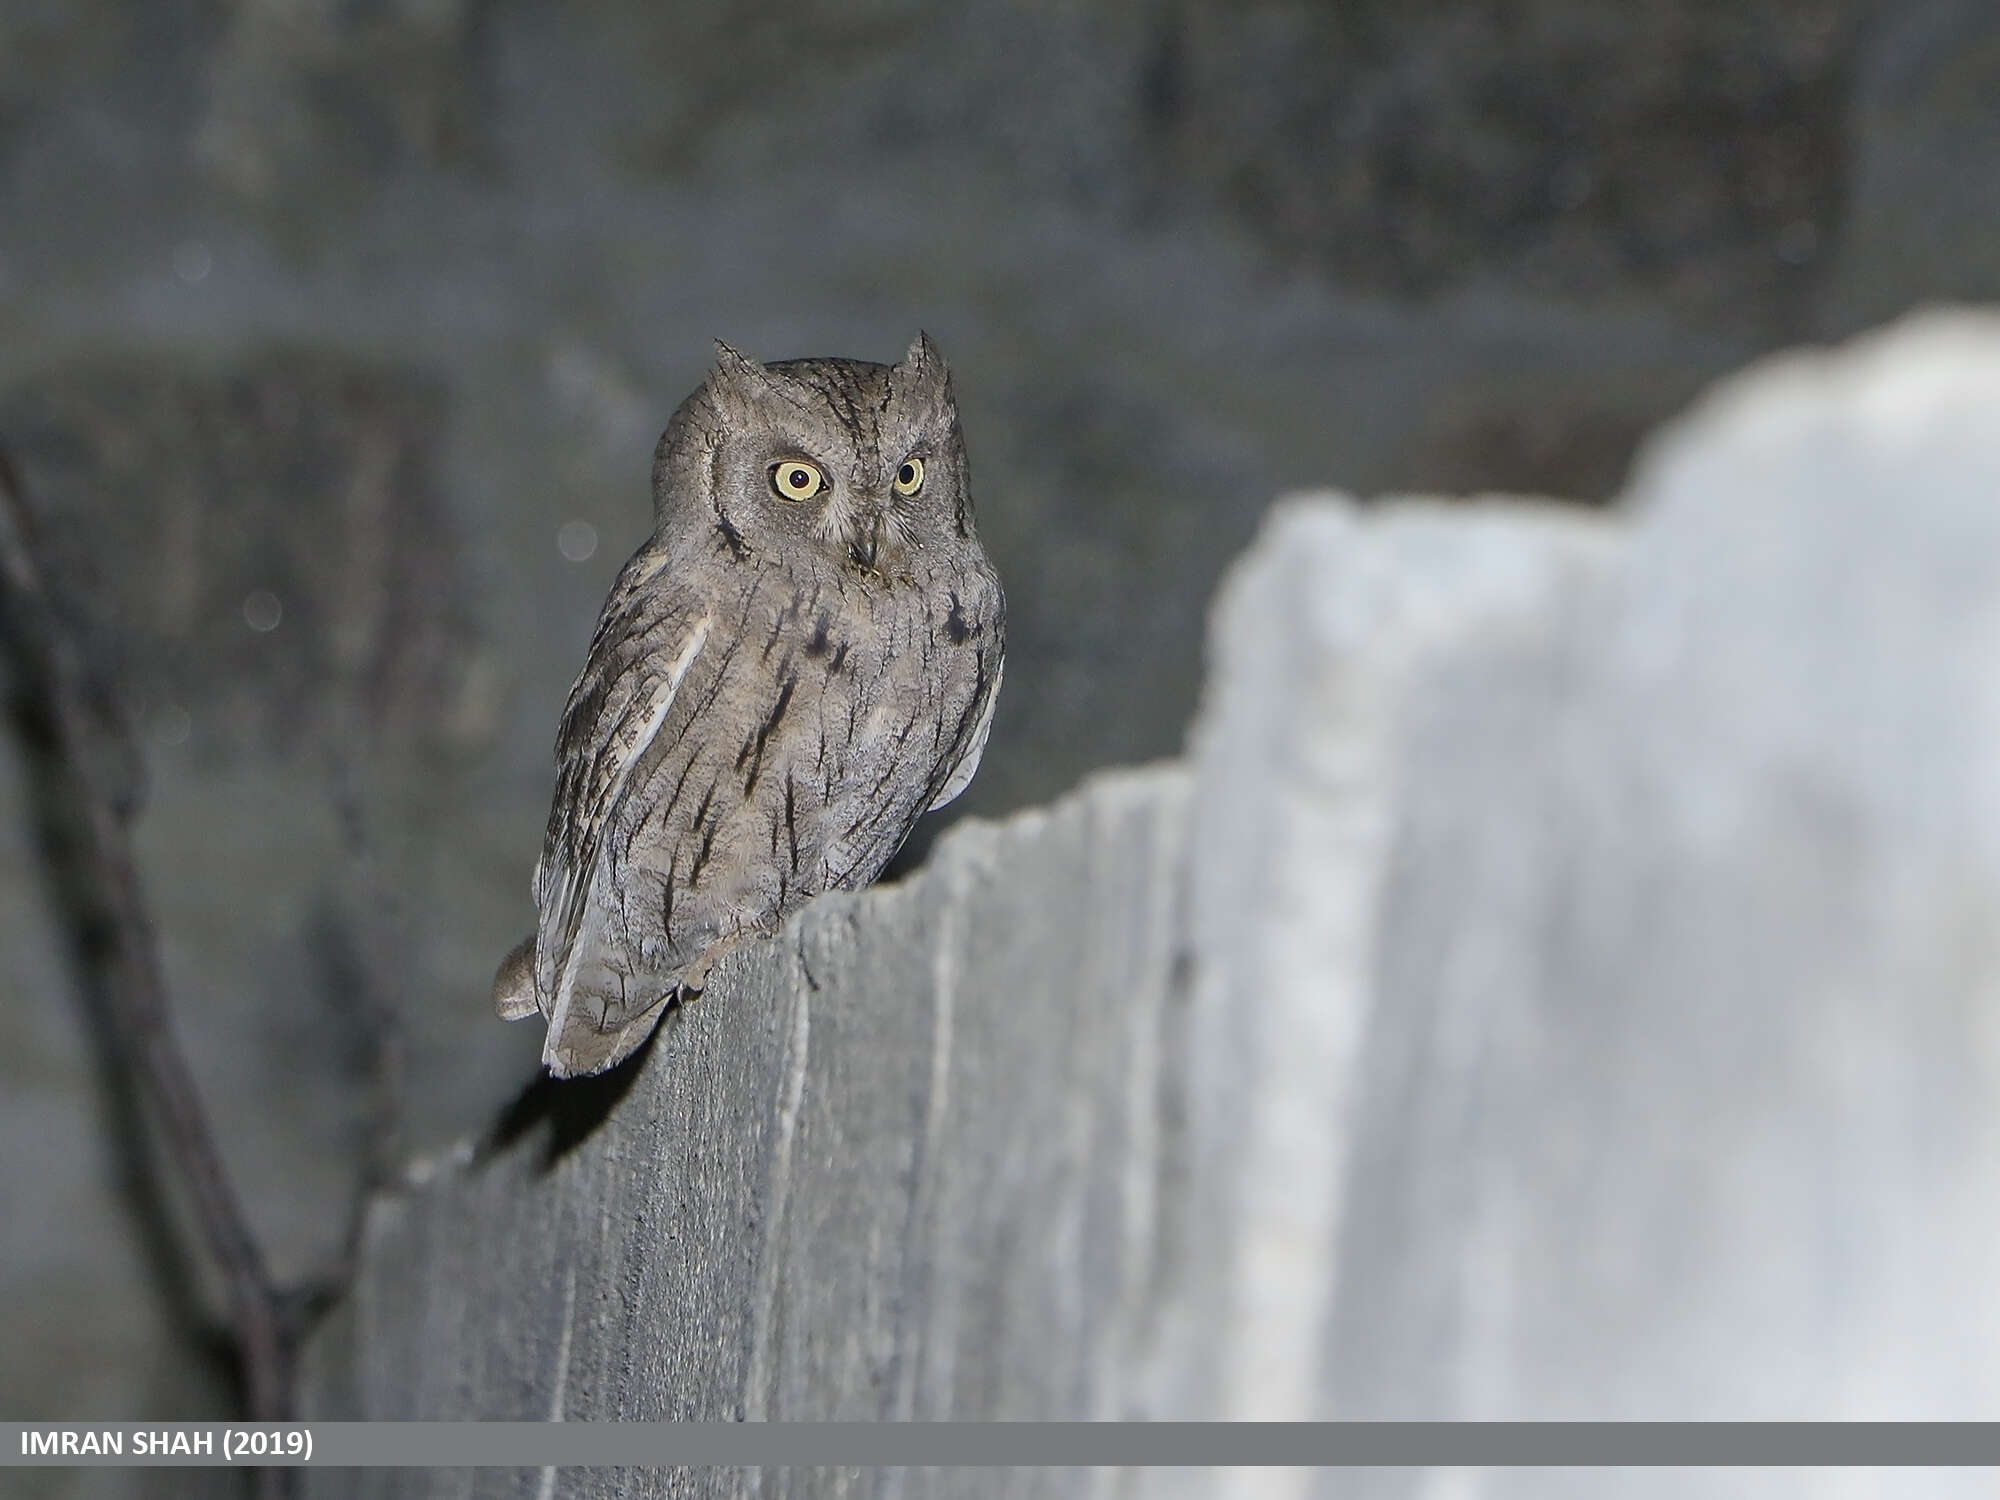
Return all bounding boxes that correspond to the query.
[652,333,976,577]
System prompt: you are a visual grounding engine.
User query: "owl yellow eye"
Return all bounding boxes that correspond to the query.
[770,460,826,502]
[893,456,925,496]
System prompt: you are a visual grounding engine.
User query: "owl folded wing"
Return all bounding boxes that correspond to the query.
[533,584,715,1022]
[927,645,1005,811]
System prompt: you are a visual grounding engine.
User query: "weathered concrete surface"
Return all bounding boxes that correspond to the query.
[1324,310,2000,1428]
[1163,495,1616,1430]
[1306,311,2000,1500]
[303,311,2000,1497]
[306,760,1194,1437]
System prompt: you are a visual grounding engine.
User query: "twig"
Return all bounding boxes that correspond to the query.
[0,454,292,1444]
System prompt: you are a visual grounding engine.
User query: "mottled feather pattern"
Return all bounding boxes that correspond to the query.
[497,335,1004,1076]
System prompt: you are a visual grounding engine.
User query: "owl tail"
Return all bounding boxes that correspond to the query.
[536,911,679,1078]
[491,933,540,1020]
[494,928,667,1075]
[541,998,671,1079]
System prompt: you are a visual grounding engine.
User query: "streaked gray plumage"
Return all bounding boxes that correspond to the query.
[494,334,1005,1076]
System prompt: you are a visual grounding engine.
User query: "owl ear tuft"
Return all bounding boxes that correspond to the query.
[890,331,951,411]
[711,341,766,386]
[897,331,944,376]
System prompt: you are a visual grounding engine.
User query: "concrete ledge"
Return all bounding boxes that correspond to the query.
[305,310,2000,1500]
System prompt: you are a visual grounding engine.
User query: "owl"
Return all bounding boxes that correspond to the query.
[493,334,1005,1077]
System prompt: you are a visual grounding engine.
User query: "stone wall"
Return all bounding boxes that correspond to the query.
[301,312,2000,1498]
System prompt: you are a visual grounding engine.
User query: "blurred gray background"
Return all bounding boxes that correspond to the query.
[1,0,1997,1450]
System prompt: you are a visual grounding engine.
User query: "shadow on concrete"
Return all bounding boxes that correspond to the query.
[477,1020,663,1172]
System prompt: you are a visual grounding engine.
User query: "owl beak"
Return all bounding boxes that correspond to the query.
[849,515,882,571]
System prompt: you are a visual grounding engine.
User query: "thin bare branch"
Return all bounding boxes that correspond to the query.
[0,451,292,1451]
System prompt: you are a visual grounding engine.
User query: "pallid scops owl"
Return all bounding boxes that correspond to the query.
[494,335,1005,1077]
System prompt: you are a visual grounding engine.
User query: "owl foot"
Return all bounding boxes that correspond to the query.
[679,927,766,996]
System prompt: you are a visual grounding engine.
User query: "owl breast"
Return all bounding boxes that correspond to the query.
[603,555,1002,987]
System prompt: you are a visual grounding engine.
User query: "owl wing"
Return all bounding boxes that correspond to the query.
[533,556,713,1042]
[927,647,1004,811]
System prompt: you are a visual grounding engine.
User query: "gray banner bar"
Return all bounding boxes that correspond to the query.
[4,1423,1995,1468]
